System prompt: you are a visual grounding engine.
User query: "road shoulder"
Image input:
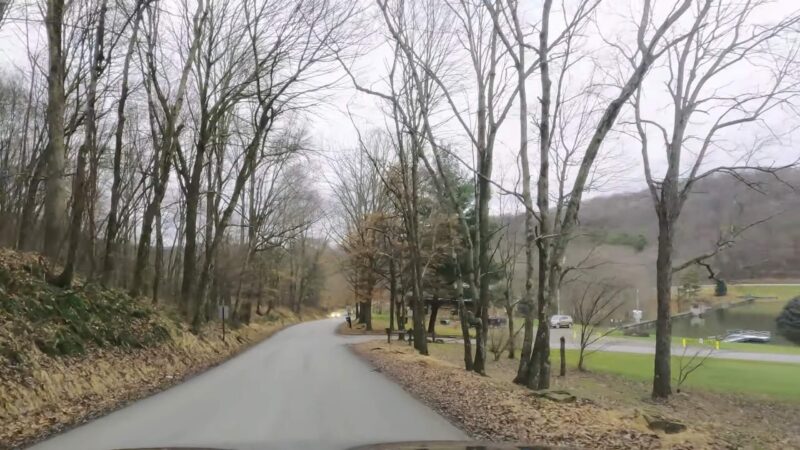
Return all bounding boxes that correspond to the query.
[351,341,717,449]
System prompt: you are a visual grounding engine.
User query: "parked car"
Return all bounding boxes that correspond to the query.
[549,315,573,328]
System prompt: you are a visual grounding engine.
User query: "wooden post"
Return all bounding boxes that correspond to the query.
[559,336,566,377]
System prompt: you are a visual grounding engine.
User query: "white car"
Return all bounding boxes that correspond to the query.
[550,314,574,328]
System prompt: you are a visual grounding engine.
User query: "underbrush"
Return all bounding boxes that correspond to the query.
[0,250,173,379]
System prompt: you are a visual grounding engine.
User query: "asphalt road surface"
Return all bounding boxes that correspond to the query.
[30,319,466,450]
[548,328,800,364]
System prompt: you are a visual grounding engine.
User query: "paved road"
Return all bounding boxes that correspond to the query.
[30,319,466,450]
[439,328,800,364]
[548,328,800,364]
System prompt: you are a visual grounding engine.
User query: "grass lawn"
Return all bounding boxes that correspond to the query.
[427,342,800,401]
[575,349,800,401]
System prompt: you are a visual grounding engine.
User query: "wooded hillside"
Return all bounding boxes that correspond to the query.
[578,169,800,281]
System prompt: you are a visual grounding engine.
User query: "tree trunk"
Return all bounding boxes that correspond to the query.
[473,145,492,375]
[524,0,553,389]
[506,303,515,359]
[653,215,674,399]
[389,256,396,331]
[103,6,141,284]
[43,0,68,260]
[427,300,439,335]
[133,0,204,297]
[54,0,107,287]
[180,191,199,314]
[513,6,536,385]
[17,155,46,251]
[53,142,87,287]
[152,209,163,304]
[362,300,372,331]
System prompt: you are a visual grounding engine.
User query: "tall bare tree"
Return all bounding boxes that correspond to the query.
[131,0,207,296]
[630,0,800,399]
[102,0,145,285]
[331,141,391,331]
[53,0,110,287]
[42,0,68,260]
[518,0,693,390]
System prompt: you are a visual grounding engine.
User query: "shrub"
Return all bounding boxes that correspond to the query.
[777,297,800,345]
[603,232,648,252]
[714,279,728,297]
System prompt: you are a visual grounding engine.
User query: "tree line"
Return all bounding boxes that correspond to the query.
[333,0,800,400]
[0,0,359,326]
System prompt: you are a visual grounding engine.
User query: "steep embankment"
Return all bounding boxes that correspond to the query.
[0,249,314,449]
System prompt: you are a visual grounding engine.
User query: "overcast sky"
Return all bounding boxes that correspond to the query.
[1,0,799,216]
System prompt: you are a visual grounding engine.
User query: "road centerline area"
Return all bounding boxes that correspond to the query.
[30,319,466,450]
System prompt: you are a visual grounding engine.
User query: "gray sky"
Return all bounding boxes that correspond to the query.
[2,0,799,216]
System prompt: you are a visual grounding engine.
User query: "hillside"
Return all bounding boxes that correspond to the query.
[579,169,800,281]
[0,249,312,448]
[498,168,800,309]
[0,250,172,371]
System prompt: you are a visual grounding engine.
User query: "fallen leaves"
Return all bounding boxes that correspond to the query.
[354,343,723,450]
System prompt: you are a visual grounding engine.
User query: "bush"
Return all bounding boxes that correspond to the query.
[714,279,728,296]
[488,327,510,361]
[776,297,800,345]
[602,232,648,252]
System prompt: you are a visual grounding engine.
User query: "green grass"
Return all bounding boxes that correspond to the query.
[574,349,800,401]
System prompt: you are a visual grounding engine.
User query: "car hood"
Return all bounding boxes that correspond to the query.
[351,442,571,449]
[116,442,572,450]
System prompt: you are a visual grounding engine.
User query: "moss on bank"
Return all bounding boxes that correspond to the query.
[0,250,173,375]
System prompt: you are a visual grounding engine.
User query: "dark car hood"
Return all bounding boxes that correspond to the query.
[350,442,570,450]
[117,442,572,450]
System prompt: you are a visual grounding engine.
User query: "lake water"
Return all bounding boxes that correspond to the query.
[670,303,794,346]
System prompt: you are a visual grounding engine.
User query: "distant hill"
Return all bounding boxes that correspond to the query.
[579,168,800,281]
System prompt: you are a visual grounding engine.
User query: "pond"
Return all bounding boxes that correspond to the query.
[670,301,794,346]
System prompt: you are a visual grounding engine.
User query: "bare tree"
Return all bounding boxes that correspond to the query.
[571,282,624,371]
[630,0,800,399]
[373,0,520,372]
[331,140,391,331]
[42,0,69,260]
[52,0,111,287]
[675,345,714,394]
[102,0,146,285]
[519,0,693,391]
[131,0,206,296]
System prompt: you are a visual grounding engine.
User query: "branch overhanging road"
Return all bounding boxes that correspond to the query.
[29,319,466,450]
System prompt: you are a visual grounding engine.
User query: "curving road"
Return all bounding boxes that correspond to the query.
[29,319,466,450]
